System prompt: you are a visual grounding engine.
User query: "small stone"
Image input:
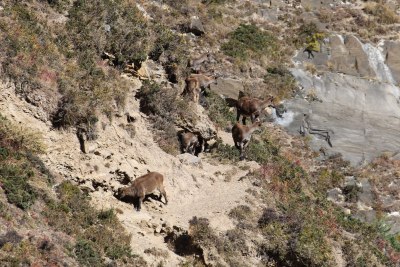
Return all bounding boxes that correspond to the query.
[155,226,162,234]
[343,208,351,215]
[327,188,345,204]
[189,16,205,36]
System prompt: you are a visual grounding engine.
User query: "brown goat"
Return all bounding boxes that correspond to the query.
[183,74,216,103]
[232,120,262,160]
[117,172,168,211]
[236,95,275,125]
[179,132,204,156]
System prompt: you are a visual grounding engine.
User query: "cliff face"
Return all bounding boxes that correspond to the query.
[281,35,400,165]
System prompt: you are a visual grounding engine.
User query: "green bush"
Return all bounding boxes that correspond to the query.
[44,182,133,264]
[203,89,236,129]
[211,140,240,163]
[222,24,279,61]
[74,239,102,266]
[68,0,150,67]
[0,165,37,210]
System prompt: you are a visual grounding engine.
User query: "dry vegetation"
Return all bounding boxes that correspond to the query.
[0,113,143,266]
[180,127,400,266]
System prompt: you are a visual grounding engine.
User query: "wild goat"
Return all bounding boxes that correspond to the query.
[117,172,168,211]
[188,53,211,72]
[179,131,204,156]
[183,74,216,103]
[236,95,275,125]
[232,120,262,160]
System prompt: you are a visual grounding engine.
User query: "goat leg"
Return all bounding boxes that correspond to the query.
[137,194,145,211]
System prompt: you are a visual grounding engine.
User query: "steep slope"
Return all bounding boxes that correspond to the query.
[0,77,261,265]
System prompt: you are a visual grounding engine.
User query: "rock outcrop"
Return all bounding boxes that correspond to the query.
[210,77,244,99]
[384,41,400,84]
[282,69,400,165]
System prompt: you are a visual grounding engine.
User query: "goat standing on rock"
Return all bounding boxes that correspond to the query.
[236,95,275,125]
[116,172,168,212]
[232,119,262,160]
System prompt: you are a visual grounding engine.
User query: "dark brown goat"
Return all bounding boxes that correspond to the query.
[117,172,168,211]
[236,95,275,125]
[179,132,204,155]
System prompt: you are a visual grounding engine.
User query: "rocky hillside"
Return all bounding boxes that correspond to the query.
[0,0,400,266]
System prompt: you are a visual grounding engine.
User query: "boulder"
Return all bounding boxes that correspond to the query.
[327,188,345,204]
[177,153,202,166]
[210,78,244,99]
[357,178,374,207]
[176,105,217,141]
[189,16,205,36]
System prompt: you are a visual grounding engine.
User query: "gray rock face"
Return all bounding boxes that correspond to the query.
[209,78,244,99]
[294,34,400,83]
[384,41,400,84]
[340,35,373,78]
[280,69,400,165]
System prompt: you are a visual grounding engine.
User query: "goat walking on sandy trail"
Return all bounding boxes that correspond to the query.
[299,114,334,147]
[232,120,262,160]
[117,172,168,212]
[236,95,275,125]
[183,73,216,104]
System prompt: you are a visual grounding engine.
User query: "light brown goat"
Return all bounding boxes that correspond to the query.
[236,95,275,125]
[183,74,216,103]
[232,120,262,160]
[179,132,204,155]
[117,172,168,211]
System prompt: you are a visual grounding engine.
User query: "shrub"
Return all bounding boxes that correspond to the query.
[211,140,240,163]
[67,0,150,67]
[228,205,251,221]
[263,66,297,100]
[188,217,222,251]
[0,114,45,154]
[137,80,196,155]
[363,3,399,24]
[203,89,236,129]
[44,182,133,264]
[222,24,279,61]
[202,0,236,5]
[0,164,37,210]
[74,239,102,266]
